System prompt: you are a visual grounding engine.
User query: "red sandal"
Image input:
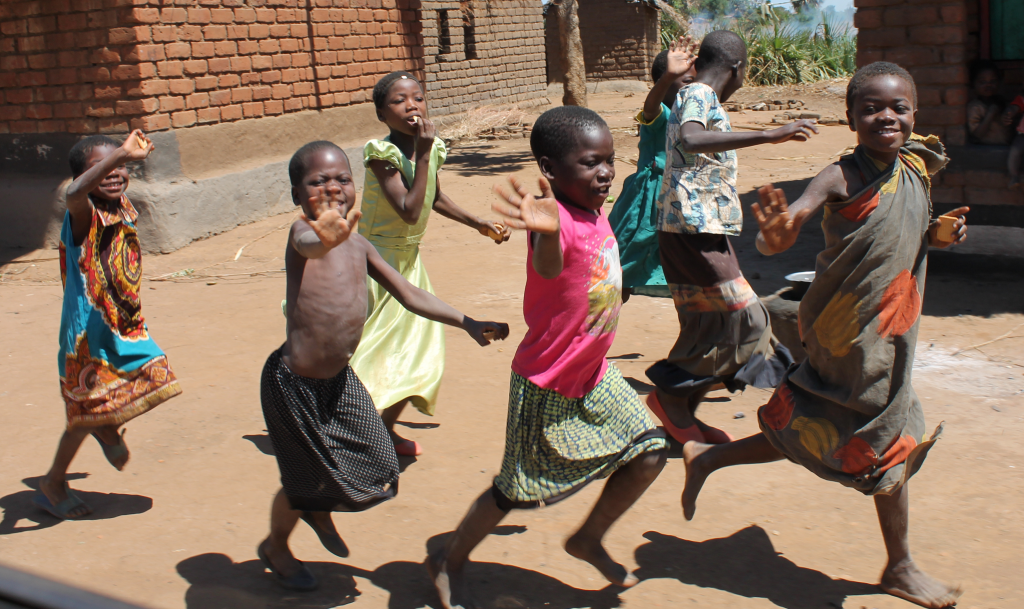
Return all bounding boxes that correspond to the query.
[645,393,705,445]
[394,439,422,457]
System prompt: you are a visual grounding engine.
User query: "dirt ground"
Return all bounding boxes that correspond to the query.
[1,88,1023,609]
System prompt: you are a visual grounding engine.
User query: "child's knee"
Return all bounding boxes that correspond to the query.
[633,449,668,480]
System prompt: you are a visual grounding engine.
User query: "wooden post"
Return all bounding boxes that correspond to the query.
[554,0,587,107]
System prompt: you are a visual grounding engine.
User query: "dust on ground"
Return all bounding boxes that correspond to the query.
[1,88,1022,609]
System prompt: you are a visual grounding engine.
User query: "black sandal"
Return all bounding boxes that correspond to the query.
[257,540,318,591]
[301,511,350,558]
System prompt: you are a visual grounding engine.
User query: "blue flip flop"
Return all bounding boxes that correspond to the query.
[33,485,92,520]
[93,429,129,471]
[301,512,350,558]
[257,541,318,591]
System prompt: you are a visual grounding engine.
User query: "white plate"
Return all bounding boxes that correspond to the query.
[785,271,815,283]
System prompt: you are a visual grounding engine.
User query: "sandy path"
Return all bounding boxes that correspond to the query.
[1,92,1022,609]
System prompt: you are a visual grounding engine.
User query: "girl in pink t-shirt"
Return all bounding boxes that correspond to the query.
[427,106,668,609]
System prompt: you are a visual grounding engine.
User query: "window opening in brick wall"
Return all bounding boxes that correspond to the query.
[438,10,452,56]
[463,10,478,59]
[982,0,1024,61]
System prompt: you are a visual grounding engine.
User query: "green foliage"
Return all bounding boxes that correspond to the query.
[657,0,856,86]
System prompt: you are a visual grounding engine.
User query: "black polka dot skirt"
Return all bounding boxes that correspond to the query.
[261,348,399,512]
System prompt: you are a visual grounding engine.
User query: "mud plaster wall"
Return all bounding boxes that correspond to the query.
[855,0,1024,223]
[545,0,660,84]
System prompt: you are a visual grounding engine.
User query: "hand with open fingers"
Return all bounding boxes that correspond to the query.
[769,119,819,144]
[301,191,362,249]
[666,35,697,78]
[466,319,510,346]
[752,184,810,254]
[479,220,512,244]
[928,206,969,248]
[491,175,560,235]
[122,129,155,160]
[415,116,437,155]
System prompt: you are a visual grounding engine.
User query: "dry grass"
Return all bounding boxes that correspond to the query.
[438,105,528,145]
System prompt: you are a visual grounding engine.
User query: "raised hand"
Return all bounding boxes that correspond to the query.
[465,319,510,346]
[491,175,560,235]
[479,220,512,244]
[666,35,698,78]
[414,116,437,157]
[769,119,819,144]
[300,189,362,250]
[752,184,810,254]
[122,129,154,160]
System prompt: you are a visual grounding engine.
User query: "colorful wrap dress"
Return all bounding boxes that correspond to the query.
[607,105,671,298]
[58,196,181,429]
[758,136,948,496]
[349,137,447,416]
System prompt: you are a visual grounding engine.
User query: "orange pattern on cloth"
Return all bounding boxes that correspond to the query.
[62,333,181,429]
[73,196,148,340]
[833,433,919,477]
[760,383,796,431]
[877,269,921,338]
[837,189,879,222]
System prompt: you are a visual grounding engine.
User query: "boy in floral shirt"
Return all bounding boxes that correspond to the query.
[646,30,817,446]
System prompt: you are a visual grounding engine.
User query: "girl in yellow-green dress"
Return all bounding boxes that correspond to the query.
[351,71,510,456]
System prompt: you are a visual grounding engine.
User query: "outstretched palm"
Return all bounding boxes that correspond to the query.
[666,35,697,77]
[491,175,560,235]
[752,184,810,254]
[301,190,361,249]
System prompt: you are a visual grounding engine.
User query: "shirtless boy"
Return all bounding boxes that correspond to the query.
[258,141,508,591]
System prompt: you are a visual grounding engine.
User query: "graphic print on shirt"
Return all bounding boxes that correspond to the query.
[585,234,622,336]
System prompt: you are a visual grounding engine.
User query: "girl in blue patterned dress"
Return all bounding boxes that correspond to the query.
[36,131,182,520]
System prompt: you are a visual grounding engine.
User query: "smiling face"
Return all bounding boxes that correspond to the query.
[292,148,356,219]
[377,78,427,136]
[539,126,615,212]
[84,144,129,202]
[847,75,916,163]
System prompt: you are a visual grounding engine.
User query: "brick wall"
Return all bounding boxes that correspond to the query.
[0,0,424,135]
[420,0,546,115]
[546,0,660,83]
[855,0,1024,221]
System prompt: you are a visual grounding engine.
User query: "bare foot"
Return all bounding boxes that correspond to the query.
[94,426,130,470]
[259,538,303,579]
[880,558,962,608]
[427,551,476,609]
[681,441,713,521]
[564,533,638,588]
[39,476,91,518]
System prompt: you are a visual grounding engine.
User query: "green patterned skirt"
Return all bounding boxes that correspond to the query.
[493,364,667,508]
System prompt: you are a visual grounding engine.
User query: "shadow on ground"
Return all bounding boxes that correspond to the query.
[0,475,152,535]
[634,527,878,609]
[178,529,619,609]
[444,144,534,178]
[735,179,1024,318]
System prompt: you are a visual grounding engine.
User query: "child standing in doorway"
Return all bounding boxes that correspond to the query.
[608,36,696,302]
[428,107,669,609]
[37,131,182,520]
[350,71,511,457]
[681,62,966,609]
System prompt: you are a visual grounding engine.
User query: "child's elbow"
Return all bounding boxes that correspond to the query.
[680,135,699,153]
[400,209,422,225]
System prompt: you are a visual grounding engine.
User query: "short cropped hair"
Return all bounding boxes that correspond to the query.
[288,141,346,188]
[530,106,609,161]
[693,30,747,72]
[969,59,999,85]
[652,50,669,83]
[68,135,120,177]
[846,61,918,109]
[372,71,422,109]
